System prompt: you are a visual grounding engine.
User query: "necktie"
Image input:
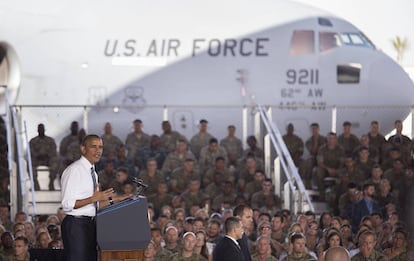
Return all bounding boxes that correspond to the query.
[366,199,373,214]
[91,167,98,212]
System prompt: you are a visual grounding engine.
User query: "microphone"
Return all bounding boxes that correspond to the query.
[131,177,148,188]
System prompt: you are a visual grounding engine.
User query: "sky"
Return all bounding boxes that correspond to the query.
[295,0,414,67]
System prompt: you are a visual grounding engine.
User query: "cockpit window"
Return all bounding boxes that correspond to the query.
[318,17,333,27]
[340,32,375,49]
[289,30,315,55]
[319,32,341,52]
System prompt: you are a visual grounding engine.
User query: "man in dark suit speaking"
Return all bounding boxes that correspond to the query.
[213,217,245,261]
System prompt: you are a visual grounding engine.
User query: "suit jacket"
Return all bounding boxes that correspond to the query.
[351,197,381,233]
[213,236,244,261]
[238,233,252,261]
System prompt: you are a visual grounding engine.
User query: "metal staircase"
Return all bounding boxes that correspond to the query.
[26,166,61,215]
[6,103,61,217]
[255,105,315,213]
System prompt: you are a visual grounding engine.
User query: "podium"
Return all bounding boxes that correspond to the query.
[97,196,151,261]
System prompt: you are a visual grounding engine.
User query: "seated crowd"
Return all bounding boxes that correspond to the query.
[0,117,413,260]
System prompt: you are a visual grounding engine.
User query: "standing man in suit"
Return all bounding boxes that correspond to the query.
[351,182,381,233]
[213,216,244,261]
[234,204,253,261]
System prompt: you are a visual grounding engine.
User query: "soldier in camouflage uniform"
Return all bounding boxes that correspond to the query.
[198,138,228,175]
[100,122,123,157]
[165,226,182,254]
[338,121,360,155]
[190,119,214,160]
[383,228,411,261]
[365,164,383,193]
[136,134,168,170]
[299,123,327,189]
[243,135,264,160]
[113,144,136,177]
[270,217,289,255]
[98,160,116,191]
[203,156,233,188]
[147,182,173,218]
[237,156,259,194]
[282,123,304,167]
[220,125,243,167]
[171,232,207,261]
[337,155,365,187]
[59,121,81,169]
[367,121,387,164]
[151,228,173,261]
[29,124,59,191]
[354,147,376,182]
[333,156,361,212]
[109,167,129,195]
[353,134,380,163]
[139,158,166,196]
[160,120,187,153]
[211,180,236,212]
[351,230,387,261]
[251,178,274,209]
[181,179,208,213]
[124,119,150,161]
[381,147,402,173]
[383,158,405,190]
[170,158,200,195]
[162,139,196,178]
[388,120,412,167]
[10,236,30,261]
[244,170,265,200]
[203,172,223,199]
[280,233,316,261]
[315,132,345,200]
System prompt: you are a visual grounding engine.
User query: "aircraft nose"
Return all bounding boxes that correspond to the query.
[367,54,414,106]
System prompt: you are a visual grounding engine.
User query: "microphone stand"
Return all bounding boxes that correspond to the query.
[130,177,148,196]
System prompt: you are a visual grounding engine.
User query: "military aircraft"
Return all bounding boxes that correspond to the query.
[1,0,413,143]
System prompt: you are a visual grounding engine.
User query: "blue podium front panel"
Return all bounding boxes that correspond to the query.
[97,196,151,250]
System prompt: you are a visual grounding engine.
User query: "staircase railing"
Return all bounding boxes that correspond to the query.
[10,107,38,216]
[256,105,314,213]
